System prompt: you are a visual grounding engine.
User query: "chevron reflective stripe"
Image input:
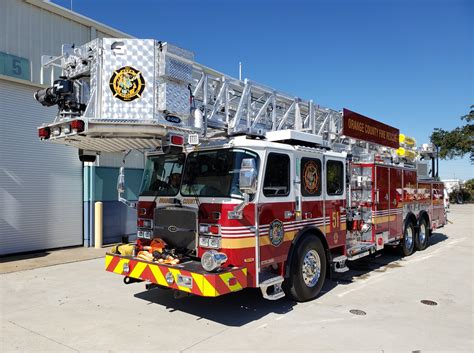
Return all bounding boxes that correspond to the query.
[105,254,247,297]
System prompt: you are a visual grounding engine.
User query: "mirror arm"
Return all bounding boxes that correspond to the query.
[118,149,136,209]
[119,195,136,209]
[228,193,250,220]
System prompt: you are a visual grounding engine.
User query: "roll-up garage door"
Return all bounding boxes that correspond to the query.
[0,79,83,255]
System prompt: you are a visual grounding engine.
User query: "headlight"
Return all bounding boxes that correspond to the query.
[199,236,210,247]
[201,250,227,272]
[137,230,152,239]
[199,236,221,249]
[208,237,221,248]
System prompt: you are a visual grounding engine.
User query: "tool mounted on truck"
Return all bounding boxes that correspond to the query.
[35,38,446,301]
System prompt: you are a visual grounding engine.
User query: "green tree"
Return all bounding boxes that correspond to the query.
[430,106,474,162]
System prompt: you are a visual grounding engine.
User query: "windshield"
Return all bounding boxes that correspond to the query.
[181,149,259,198]
[140,153,185,196]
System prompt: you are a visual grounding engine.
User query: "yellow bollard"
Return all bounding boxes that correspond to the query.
[94,201,103,249]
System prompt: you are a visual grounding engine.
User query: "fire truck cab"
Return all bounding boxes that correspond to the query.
[105,129,445,302]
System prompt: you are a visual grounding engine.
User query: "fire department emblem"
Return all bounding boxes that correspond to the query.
[109,66,145,101]
[303,160,320,194]
[269,220,284,247]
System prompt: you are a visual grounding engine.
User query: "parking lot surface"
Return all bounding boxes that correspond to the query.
[1,205,473,353]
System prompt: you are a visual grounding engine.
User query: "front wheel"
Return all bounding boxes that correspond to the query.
[284,236,326,302]
[400,221,415,256]
[415,218,429,251]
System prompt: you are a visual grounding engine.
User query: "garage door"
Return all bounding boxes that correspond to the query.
[0,79,83,255]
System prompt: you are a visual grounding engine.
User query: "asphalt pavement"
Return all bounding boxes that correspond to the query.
[1,204,472,353]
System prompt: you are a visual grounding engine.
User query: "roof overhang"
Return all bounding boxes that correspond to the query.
[25,0,133,38]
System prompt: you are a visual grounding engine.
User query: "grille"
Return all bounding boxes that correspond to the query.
[154,207,197,250]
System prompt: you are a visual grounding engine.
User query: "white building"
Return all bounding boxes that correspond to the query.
[1,0,137,255]
[441,179,464,194]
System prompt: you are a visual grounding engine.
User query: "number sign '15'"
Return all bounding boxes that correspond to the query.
[0,52,30,81]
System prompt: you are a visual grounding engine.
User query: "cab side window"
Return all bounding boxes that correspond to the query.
[301,158,322,196]
[263,153,290,197]
[326,160,344,196]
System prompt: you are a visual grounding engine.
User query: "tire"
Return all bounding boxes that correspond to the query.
[400,221,415,256]
[415,218,429,251]
[284,236,326,302]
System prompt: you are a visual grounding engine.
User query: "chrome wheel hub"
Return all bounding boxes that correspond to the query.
[419,223,426,244]
[405,227,413,249]
[302,249,321,287]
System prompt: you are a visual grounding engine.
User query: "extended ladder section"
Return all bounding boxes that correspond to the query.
[37,38,343,152]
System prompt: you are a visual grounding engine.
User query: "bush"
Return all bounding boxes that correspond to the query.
[449,179,474,203]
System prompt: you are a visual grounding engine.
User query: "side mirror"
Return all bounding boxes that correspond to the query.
[117,166,126,194]
[239,158,257,195]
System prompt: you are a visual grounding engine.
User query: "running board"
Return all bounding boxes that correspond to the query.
[259,275,285,300]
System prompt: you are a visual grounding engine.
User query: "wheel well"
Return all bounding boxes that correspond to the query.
[284,226,330,279]
[418,211,431,235]
[405,213,417,231]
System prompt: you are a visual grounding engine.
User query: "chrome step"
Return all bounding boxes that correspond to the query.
[332,255,349,273]
[259,274,285,300]
[347,243,377,260]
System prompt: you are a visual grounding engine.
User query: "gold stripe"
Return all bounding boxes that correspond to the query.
[372,215,397,224]
[221,237,255,249]
[129,261,147,279]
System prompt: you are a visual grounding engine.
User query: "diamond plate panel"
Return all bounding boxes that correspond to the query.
[157,43,194,83]
[157,81,191,118]
[101,39,155,120]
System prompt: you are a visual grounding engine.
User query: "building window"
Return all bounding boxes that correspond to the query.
[263,153,290,197]
[326,160,344,196]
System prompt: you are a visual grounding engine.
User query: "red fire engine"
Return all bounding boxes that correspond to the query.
[35,39,446,301]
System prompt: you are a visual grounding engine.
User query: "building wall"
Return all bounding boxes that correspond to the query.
[83,165,143,247]
[0,0,131,85]
[0,0,137,254]
[0,79,83,255]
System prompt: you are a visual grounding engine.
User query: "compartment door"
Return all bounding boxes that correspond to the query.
[389,168,403,238]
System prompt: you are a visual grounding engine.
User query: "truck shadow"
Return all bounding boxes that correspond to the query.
[134,287,296,326]
[133,232,448,326]
[331,232,448,284]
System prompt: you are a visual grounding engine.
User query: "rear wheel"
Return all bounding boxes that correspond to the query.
[415,218,429,251]
[400,221,415,256]
[284,236,326,302]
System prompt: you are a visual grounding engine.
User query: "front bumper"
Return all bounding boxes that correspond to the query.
[105,253,248,297]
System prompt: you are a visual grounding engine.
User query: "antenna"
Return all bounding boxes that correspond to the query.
[239,62,242,81]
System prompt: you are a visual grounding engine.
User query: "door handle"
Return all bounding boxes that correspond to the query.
[284,210,294,219]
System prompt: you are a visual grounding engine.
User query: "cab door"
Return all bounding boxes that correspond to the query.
[258,151,295,268]
[323,155,346,249]
[298,152,325,236]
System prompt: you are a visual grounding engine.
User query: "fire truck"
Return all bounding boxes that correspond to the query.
[35,39,446,301]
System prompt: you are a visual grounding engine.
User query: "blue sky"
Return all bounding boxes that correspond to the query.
[55,0,473,180]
